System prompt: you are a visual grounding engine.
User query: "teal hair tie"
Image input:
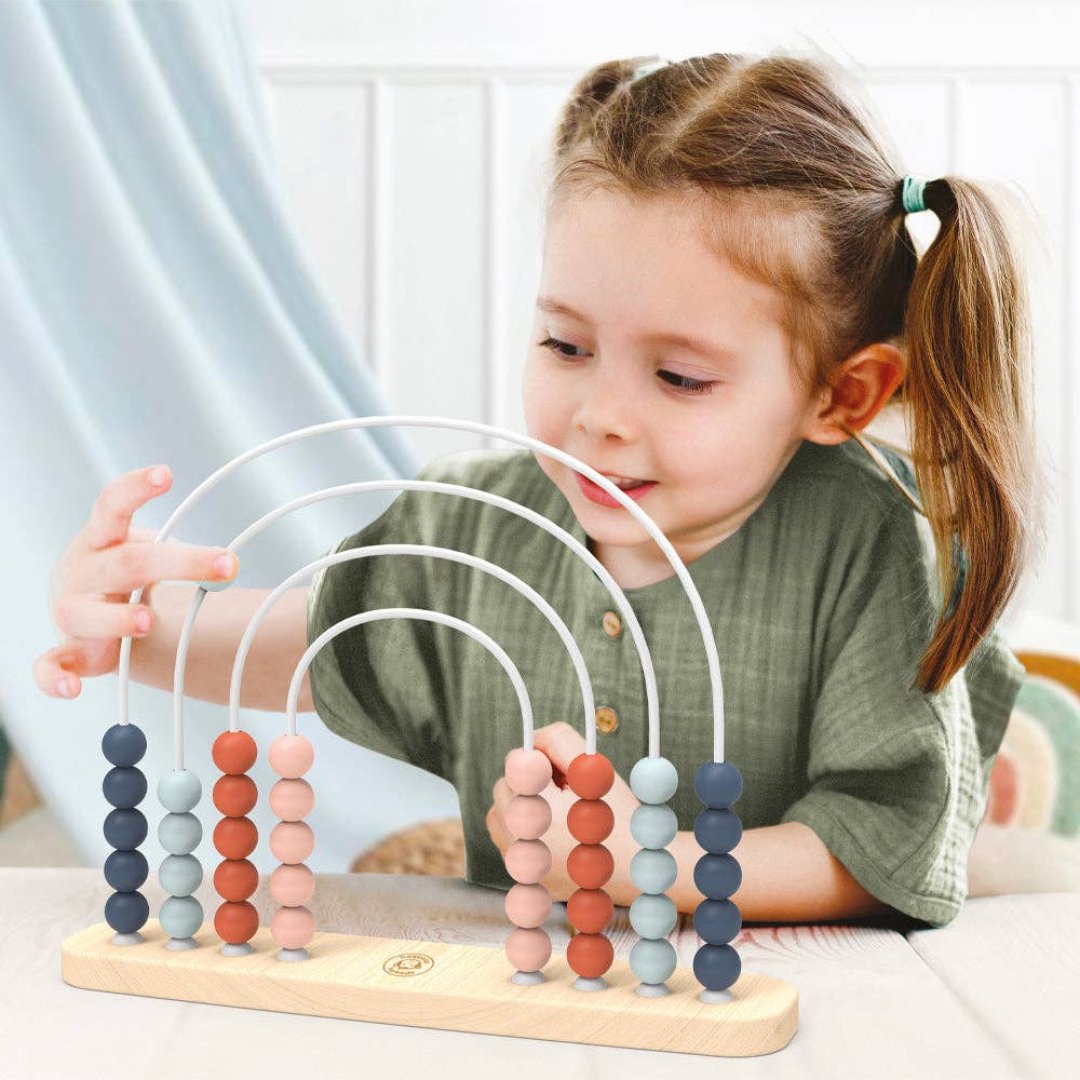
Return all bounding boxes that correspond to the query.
[631,58,670,83]
[901,175,928,214]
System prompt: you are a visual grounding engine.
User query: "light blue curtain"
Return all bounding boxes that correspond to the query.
[0,0,461,873]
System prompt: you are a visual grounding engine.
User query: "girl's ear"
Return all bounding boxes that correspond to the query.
[802,342,906,446]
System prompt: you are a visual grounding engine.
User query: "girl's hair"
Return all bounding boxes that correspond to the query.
[544,50,1043,694]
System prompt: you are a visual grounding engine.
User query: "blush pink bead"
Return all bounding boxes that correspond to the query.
[269,778,314,821]
[271,905,314,950]
[504,794,551,840]
[269,734,314,779]
[270,862,315,906]
[504,748,552,796]
[505,926,551,973]
[504,882,552,929]
[504,838,552,884]
[270,820,314,863]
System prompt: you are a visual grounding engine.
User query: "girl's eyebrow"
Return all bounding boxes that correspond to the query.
[535,295,741,367]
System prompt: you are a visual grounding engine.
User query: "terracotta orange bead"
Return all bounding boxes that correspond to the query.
[214,857,258,902]
[566,752,614,800]
[214,815,258,859]
[567,798,614,844]
[566,843,614,889]
[567,931,614,979]
[566,888,614,934]
[270,863,315,906]
[214,899,258,944]
[504,748,552,796]
[213,773,257,817]
[271,905,314,950]
[212,730,257,775]
[269,733,314,779]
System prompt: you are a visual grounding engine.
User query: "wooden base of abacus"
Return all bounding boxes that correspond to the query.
[62,919,798,1057]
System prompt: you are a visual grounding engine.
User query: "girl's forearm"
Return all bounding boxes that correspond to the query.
[130,583,313,712]
[646,821,889,922]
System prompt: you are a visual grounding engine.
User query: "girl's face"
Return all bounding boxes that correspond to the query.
[522,187,827,579]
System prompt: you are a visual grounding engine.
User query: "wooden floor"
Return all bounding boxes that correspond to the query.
[62,918,798,1058]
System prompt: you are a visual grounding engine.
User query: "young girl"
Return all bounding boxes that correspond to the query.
[36,50,1041,929]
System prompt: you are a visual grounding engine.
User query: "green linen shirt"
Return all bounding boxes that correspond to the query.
[306,438,1025,927]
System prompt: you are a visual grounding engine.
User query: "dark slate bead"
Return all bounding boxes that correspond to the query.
[104,889,149,935]
[694,807,743,854]
[694,898,742,945]
[102,766,147,809]
[101,723,147,767]
[693,852,742,899]
[103,807,148,851]
[694,761,743,808]
[104,849,149,893]
[693,943,742,992]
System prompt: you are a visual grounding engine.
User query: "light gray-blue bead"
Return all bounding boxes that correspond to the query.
[157,769,202,813]
[630,938,677,985]
[630,893,677,939]
[630,848,677,894]
[158,812,202,855]
[158,853,203,896]
[631,804,678,849]
[629,756,679,805]
[160,894,204,939]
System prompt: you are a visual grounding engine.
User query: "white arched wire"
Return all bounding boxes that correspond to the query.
[291,609,534,748]
[219,545,596,758]
[169,479,661,766]
[120,416,725,760]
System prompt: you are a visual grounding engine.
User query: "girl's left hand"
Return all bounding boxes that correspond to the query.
[486,721,640,905]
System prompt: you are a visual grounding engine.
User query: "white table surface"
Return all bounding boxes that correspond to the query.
[1,868,1077,1080]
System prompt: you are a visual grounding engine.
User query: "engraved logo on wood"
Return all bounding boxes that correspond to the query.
[383,952,435,977]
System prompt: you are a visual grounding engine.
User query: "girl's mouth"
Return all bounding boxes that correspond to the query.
[576,472,657,507]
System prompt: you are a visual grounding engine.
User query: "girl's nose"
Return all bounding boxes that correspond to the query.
[572,369,639,443]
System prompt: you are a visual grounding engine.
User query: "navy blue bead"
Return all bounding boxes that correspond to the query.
[104,849,149,892]
[102,766,147,810]
[103,807,148,851]
[101,723,146,767]
[693,852,742,899]
[693,943,741,992]
[104,890,149,935]
[694,898,742,945]
[694,761,743,808]
[694,807,743,853]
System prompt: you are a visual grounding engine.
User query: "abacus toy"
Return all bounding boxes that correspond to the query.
[61,416,798,1057]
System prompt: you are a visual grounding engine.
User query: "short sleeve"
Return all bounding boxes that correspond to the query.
[780,503,1024,927]
[305,468,450,778]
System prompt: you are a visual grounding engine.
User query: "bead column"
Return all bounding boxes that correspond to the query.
[692,761,744,1002]
[502,747,554,985]
[211,730,260,956]
[564,751,616,992]
[627,756,680,995]
[268,733,316,961]
[101,723,149,945]
[157,768,204,949]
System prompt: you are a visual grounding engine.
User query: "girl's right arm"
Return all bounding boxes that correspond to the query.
[33,464,314,713]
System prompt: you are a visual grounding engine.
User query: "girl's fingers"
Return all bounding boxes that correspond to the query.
[486,803,511,852]
[83,465,172,550]
[51,595,154,641]
[531,721,588,774]
[32,644,90,698]
[491,776,514,815]
[84,540,237,595]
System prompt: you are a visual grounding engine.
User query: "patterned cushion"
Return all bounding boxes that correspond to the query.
[984,654,1080,839]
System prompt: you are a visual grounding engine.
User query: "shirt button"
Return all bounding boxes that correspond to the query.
[595,706,619,734]
[601,610,622,638]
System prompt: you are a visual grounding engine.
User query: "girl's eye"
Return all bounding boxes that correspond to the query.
[537,336,716,397]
